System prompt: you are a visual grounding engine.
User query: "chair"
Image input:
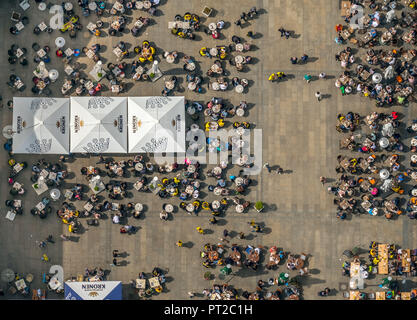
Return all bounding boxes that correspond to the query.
[19,0,30,11]
[11,11,21,22]
[32,43,40,51]
[342,291,350,299]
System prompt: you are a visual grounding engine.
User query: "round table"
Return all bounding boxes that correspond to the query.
[165,204,174,213]
[2,125,13,139]
[380,169,390,180]
[89,2,97,10]
[236,108,245,117]
[210,48,218,56]
[135,163,144,171]
[165,81,175,90]
[235,85,244,93]
[213,167,222,175]
[236,205,244,213]
[135,203,143,212]
[186,62,196,71]
[190,124,199,131]
[412,155,417,163]
[136,1,144,9]
[212,104,221,113]
[235,177,244,186]
[188,165,196,173]
[379,137,389,149]
[212,201,221,210]
[50,189,61,201]
[211,64,221,73]
[166,55,175,63]
[185,185,194,194]
[55,37,66,48]
[188,82,197,91]
[144,1,152,9]
[372,73,382,84]
[214,187,222,196]
[65,2,73,11]
[235,55,244,64]
[1,268,15,282]
[186,204,194,213]
[49,69,59,81]
[38,2,47,11]
[236,43,244,52]
[208,23,217,31]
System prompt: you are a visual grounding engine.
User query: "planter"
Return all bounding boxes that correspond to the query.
[254,201,264,212]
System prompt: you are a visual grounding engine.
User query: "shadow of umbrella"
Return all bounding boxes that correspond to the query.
[1,268,15,282]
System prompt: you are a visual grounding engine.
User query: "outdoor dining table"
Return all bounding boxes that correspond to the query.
[15,48,24,58]
[185,185,194,195]
[148,277,160,288]
[85,81,94,90]
[236,43,244,52]
[214,187,223,196]
[135,163,144,171]
[236,108,245,117]
[37,49,47,58]
[36,202,45,211]
[86,49,95,59]
[165,80,175,90]
[64,65,74,76]
[376,292,386,300]
[236,204,244,213]
[235,85,244,93]
[112,203,120,211]
[15,279,27,291]
[87,22,97,32]
[186,204,195,213]
[113,186,122,195]
[230,250,241,263]
[165,204,174,213]
[187,165,196,173]
[212,200,221,210]
[135,203,143,212]
[15,22,24,31]
[210,47,218,56]
[133,181,143,191]
[208,251,219,262]
[349,291,360,300]
[48,172,57,180]
[211,64,222,73]
[38,22,48,31]
[6,210,16,221]
[84,202,94,212]
[113,47,123,58]
[235,55,244,64]
[401,292,411,300]
[88,2,97,10]
[135,279,146,289]
[402,249,411,273]
[360,70,371,80]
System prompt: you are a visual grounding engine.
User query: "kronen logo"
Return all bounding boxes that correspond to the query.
[82,283,106,291]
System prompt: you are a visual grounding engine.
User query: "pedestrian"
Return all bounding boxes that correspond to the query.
[176,240,183,247]
[263,162,271,173]
[276,167,284,174]
[278,27,286,37]
[223,229,229,238]
[301,54,309,63]
[41,254,49,262]
[238,232,245,239]
[196,227,204,234]
[235,19,242,28]
[46,235,55,243]
[97,155,105,164]
[284,30,290,39]
[111,258,118,266]
[315,91,322,102]
[188,291,195,298]
[268,73,277,81]
[320,176,327,185]
[304,74,312,83]
[38,241,47,248]
[209,217,217,224]
[112,250,120,257]
[247,31,255,39]
[60,234,70,241]
[319,72,326,79]
[290,56,298,64]
[240,12,248,21]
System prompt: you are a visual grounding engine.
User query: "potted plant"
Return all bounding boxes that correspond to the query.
[204,271,212,280]
[94,186,99,192]
[97,72,103,78]
[255,201,264,212]
[34,184,39,189]
[149,73,155,79]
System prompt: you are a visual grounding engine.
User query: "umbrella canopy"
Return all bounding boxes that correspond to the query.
[128,97,186,153]
[1,268,15,282]
[12,98,70,154]
[70,97,128,153]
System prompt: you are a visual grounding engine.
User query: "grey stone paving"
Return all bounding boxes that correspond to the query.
[0,0,416,300]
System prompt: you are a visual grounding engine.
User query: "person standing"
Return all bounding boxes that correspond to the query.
[320,176,327,185]
[301,54,309,63]
[176,240,183,247]
[319,72,326,79]
[304,74,312,83]
[247,31,255,39]
[263,162,271,173]
[315,91,322,102]
[275,167,284,174]
[290,56,298,64]
[278,27,286,37]
[196,227,204,234]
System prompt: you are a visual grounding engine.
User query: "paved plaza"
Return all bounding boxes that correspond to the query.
[0,0,416,300]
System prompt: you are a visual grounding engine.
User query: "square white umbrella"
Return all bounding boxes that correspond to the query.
[12,98,70,154]
[70,97,128,153]
[128,96,186,153]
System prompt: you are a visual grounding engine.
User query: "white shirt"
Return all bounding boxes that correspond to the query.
[112,215,120,224]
